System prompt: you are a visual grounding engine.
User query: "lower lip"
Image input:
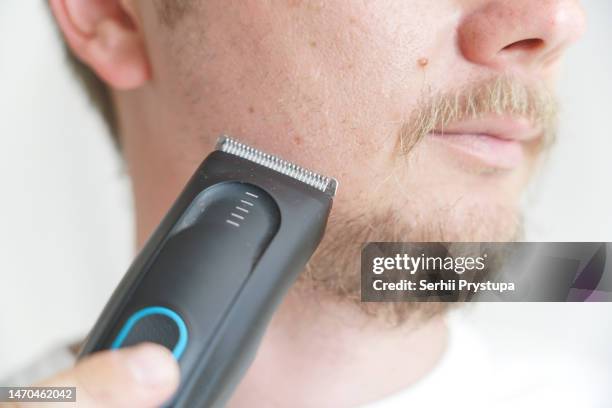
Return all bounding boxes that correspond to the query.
[428,132,525,170]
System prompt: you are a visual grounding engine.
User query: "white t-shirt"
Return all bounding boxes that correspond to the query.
[366,314,610,408]
[3,315,609,407]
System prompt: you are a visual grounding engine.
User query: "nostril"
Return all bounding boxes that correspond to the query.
[500,38,545,53]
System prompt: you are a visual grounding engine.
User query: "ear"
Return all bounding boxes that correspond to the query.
[49,0,150,90]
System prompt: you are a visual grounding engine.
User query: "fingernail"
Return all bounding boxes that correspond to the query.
[124,343,178,386]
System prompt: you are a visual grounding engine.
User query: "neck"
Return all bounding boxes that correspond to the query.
[228,287,448,407]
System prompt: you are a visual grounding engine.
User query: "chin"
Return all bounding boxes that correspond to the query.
[300,197,522,300]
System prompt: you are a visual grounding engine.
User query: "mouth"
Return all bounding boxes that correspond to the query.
[428,115,543,170]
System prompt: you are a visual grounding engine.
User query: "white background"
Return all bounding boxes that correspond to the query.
[0,0,611,383]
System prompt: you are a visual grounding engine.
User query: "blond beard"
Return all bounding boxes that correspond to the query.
[297,74,556,324]
[298,202,523,325]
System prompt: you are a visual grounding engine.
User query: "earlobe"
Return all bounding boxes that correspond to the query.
[49,0,150,90]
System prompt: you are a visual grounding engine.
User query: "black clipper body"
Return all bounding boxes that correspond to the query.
[78,136,337,407]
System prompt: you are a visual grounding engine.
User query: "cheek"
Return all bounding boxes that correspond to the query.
[148,3,412,195]
[142,0,468,215]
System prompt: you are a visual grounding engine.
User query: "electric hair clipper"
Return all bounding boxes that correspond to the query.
[78,136,337,407]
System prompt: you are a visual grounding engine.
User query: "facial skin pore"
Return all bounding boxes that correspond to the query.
[51,0,585,406]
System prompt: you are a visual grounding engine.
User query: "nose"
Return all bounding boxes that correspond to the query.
[458,0,586,72]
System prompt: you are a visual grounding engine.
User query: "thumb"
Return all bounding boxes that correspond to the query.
[30,343,179,408]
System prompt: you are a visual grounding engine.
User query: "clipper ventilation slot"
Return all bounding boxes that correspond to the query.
[216,135,337,197]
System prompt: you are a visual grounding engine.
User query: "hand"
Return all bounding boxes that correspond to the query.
[3,343,180,408]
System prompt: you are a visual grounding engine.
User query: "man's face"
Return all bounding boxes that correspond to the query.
[115,0,584,311]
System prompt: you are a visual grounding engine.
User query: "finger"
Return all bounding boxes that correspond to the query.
[26,343,180,408]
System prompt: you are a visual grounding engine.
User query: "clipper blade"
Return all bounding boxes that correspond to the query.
[216,135,338,197]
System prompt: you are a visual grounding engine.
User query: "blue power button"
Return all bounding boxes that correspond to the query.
[111,306,189,359]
